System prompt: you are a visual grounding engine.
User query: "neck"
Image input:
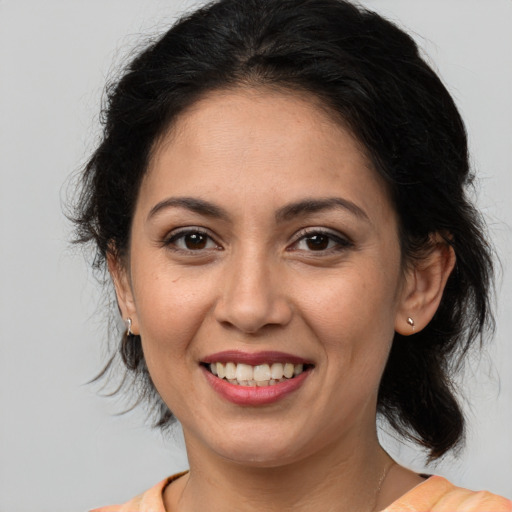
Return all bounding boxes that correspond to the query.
[168,432,393,512]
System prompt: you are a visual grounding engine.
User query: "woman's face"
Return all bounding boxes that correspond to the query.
[114,88,414,466]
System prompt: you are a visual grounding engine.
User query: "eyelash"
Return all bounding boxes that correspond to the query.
[163,227,352,255]
[289,228,353,254]
[163,227,221,253]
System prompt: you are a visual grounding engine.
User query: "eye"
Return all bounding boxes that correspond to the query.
[290,229,352,253]
[164,228,220,252]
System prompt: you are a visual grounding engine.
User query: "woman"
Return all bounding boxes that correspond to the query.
[73,0,511,510]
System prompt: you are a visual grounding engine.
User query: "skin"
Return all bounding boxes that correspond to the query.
[111,88,455,512]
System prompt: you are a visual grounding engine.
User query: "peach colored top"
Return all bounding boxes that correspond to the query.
[90,473,512,512]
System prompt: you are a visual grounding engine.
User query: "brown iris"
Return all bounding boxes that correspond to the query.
[305,234,330,250]
[184,232,208,250]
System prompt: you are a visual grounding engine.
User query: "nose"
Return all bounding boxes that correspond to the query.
[214,250,293,334]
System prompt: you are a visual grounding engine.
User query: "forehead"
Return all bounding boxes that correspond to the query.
[141,87,394,224]
[154,87,371,170]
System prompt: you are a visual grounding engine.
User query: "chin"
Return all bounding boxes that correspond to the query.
[211,431,309,468]
[223,449,299,469]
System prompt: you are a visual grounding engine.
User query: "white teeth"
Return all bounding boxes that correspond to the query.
[284,363,294,378]
[216,362,226,379]
[209,361,307,386]
[253,364,271,382]
[270,362,284,380]
[225,362,236,380]
[235,363,253,382]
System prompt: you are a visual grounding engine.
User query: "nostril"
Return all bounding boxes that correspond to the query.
[214,296,293,334]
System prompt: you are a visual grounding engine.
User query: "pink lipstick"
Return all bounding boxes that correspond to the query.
[202,350,312,366]
[201,351,314,406]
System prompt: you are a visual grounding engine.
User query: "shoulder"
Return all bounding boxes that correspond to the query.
[384,475,512,512]
[89,472,188,512]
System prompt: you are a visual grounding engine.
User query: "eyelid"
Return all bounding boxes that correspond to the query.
[163,226,222,251]
[288,227,353,252]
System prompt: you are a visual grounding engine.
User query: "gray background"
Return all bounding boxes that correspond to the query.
[1,1,511,510]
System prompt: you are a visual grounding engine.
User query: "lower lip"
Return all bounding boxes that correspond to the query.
[202,366,311,406]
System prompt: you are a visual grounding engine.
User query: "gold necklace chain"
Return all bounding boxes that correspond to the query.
[369,460,395,512]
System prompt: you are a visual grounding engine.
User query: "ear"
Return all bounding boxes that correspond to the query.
[107,250,139,335]
[395,236,456,335]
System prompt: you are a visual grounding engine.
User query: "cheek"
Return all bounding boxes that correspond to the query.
[132,268,216,415]
[131,261,216,365]
[295,263,400,360]
[302,266,399,323]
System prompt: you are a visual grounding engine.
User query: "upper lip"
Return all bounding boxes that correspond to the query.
[201,350,314,366]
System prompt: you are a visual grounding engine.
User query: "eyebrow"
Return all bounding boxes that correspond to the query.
[275,197,369,223]
[147,197,230,221]
[147,196,369,223]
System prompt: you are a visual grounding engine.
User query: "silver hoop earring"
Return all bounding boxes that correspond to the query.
[125,317,133,336]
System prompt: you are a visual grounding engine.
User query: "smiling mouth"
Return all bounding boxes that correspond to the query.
[202,362,313,387]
